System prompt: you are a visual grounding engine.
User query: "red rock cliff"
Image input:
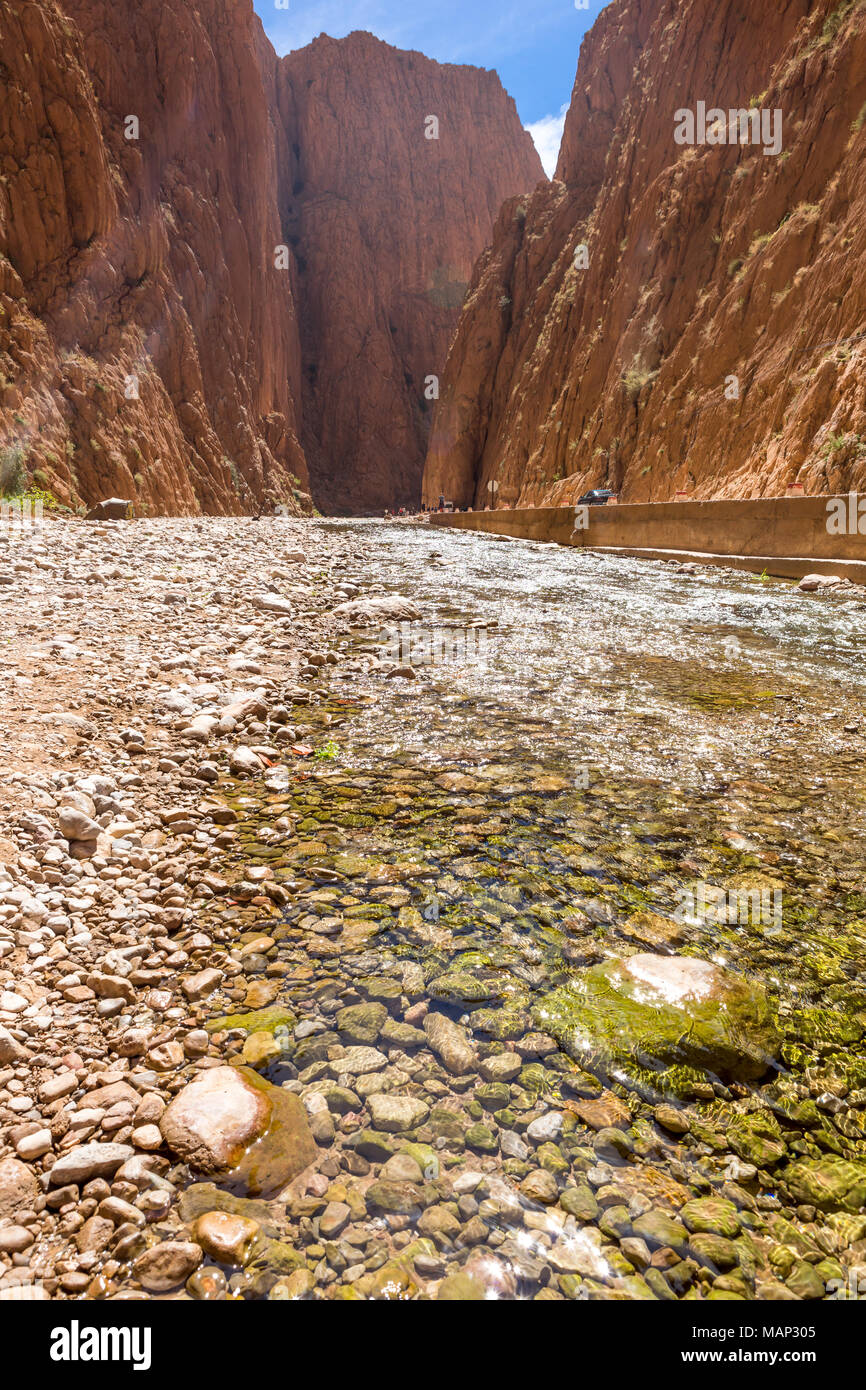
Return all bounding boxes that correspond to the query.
[423,0,866,509]
[0,6,542,515]
[0,0,310,514]
[275,32,543,513]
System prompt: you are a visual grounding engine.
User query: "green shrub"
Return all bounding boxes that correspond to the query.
[0,444,26,495]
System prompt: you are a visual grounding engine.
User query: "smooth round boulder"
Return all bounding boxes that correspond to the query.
[159,1065,316,1195]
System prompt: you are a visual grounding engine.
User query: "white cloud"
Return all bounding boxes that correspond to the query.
[526,104,568,178]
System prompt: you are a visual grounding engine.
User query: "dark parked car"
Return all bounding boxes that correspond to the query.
[576,488,617,506]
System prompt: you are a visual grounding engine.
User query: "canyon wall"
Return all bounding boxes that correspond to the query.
[423,0,866,509]
[0,4,542,514]
[0,0,310,514]
[274,32,543,513]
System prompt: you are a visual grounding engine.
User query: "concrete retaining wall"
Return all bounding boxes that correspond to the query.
[429,495,866,583]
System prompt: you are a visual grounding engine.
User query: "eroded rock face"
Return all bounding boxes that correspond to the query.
[159,1065,317,1194]
[533,952,780,1089]
[0,0,310,516]
[424,0,866,508]
[275,31,543,513]
[0,8,541,516]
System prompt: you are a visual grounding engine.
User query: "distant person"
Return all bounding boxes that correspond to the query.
[438,494,445,511]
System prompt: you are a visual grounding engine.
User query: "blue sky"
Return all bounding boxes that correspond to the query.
[253,0,610,175]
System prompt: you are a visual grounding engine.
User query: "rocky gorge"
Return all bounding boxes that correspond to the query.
[1,0,866,1324]
[423,0,866,509]
[0,0,541,515]
[1,513,866,1303]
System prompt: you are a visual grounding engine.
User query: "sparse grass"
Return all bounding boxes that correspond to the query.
[822,1,855,45]
[822,431,850,456]
[853,101,866,132]
[622,360,659,399]
[750,231,775,255]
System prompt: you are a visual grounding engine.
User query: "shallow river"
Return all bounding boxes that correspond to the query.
[204,520,866,1300]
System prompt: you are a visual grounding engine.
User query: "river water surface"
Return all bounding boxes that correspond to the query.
[206,520,866,1300]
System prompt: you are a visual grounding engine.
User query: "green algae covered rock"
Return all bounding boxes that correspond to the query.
[427,971,503,1006]
[680,1198,742,1239]
[727,1110,787,1168]
[784,1157,866,1213]
[206,1004,296,1036]
[532,953,779,1089]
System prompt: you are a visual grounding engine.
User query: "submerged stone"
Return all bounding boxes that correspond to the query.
[159,1066,317,1195]
[784,1157,866,1213]
[427,970,502,1005]
[533,953,780,1087]
[206,1005,296,1036]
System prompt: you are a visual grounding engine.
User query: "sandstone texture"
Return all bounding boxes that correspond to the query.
[0,6,541,515]
[0,0,311,516]
[274,32,542,512]
[423,0,866,508]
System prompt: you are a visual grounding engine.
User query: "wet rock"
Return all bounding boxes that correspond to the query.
[159,1065,316,1193]
[478,1052,522,1083]
[632,1209,689,1255]
[328,1046,388,1077]
[242,1031,282,1068]
[427,970,500,1006]
[319,1201,351,1238]
[192,1211,260,1265]
[654,1103,690,1135]
[680,1198,741,1239]
[689,1233,738,1271]
[423,1012,477,1075]
[367,1094,430,1132]
[727,1111,787,1168]
[784,1157,866,1213]
[534,953,780,1086]
[520,1169,559,1204]
[133,1240,202,1292]
[437,1271,486,1300]
[335,1002,387,1045]
[365,1180,423,1215]
[560,1184,599,1222]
